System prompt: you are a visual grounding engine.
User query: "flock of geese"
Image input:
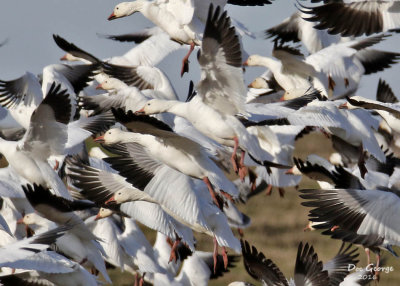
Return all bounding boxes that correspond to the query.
[1,0,400,285]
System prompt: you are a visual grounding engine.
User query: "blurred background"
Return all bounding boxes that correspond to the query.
[1,0,399,284]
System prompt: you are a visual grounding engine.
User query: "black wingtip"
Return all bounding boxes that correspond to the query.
[40,82,71,125]
[203,3,242,68]
[111,107,173,132]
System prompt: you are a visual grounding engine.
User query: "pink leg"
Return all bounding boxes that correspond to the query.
[181,42,195,77]
[230,137,239,173]
[53,160,59,170]
[168,237,181,263]
[203,177,222,209]
[220,190,234,202]
[238,150,247,181]
[213,236,218,274]
[265,184,273,196]
[365,248,371,265]
[374,253,381,281]
[134,273,140,286]
[330,225,339,232]
[222,246,228,270]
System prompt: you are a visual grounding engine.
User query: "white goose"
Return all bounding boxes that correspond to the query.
[0,83,72,199]
[137,5,287,182]
[301,187,400,272]
[0,226,68,264]
[108,1,273,76]
[245,34,400,99]
[53,34,178,101]
[300,0,400,37]
[0,251,99,286]
[265,11,346,54]
[343,95,400,134]
[96,110,239,207]
[21,184,111,283]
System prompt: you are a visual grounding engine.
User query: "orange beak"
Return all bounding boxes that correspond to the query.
[243,60,248,66]
[279,95,285,101]
[105,195,115,204]
[94,135,105,143]
[96,83,104,90]
[285,167,294,175]
[108,12,117,21]
[94,212,102,221]
[60,54,69,61]
[339,102,348,109]
[17,217,24,224]
[135,107,145,115]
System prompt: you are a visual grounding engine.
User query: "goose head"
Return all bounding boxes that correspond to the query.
[108,1,143,20]
[136,99,169,115]
[60,53,80,62]
[285,164,302,175]
[243,54,264,66]
[339,95,369,110]
[96,77,127,91]
[105,189,131,204]
[95,208,113,220]
[248,77,268,89]
[94,128,124,144]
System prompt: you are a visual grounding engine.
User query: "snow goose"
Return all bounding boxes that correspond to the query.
[94,204,195,263]
[265,11,345,54]
[68,156,197,257]
[53,34,178,100]
[68,157,159,205]
[81,77,177,131]
[243,45,322,98]
[22,184,111,283]
[97,109,239,208]
[151,250,238,286]
[0,250,99,286]
[0,83,72,199]
[300,187,400,273]
[0,65,95,129]
[297,100,386,178]
[138,5,291,181]
[0,226,68,264]
[85,214,163,275]
[240,239,359,286]
[289,153,397,191]
[300,0,400,37]
[342,94,400,134]
[66,29,184,67]
[107,1,273,75]
[246,35,400,99]
[117,217,164,273]
[95,130,241,266]
[72,130,240,269]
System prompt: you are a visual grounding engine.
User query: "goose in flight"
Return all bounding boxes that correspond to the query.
[107,1,274,76]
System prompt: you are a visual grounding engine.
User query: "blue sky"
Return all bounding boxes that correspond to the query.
[0,0,399,100]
